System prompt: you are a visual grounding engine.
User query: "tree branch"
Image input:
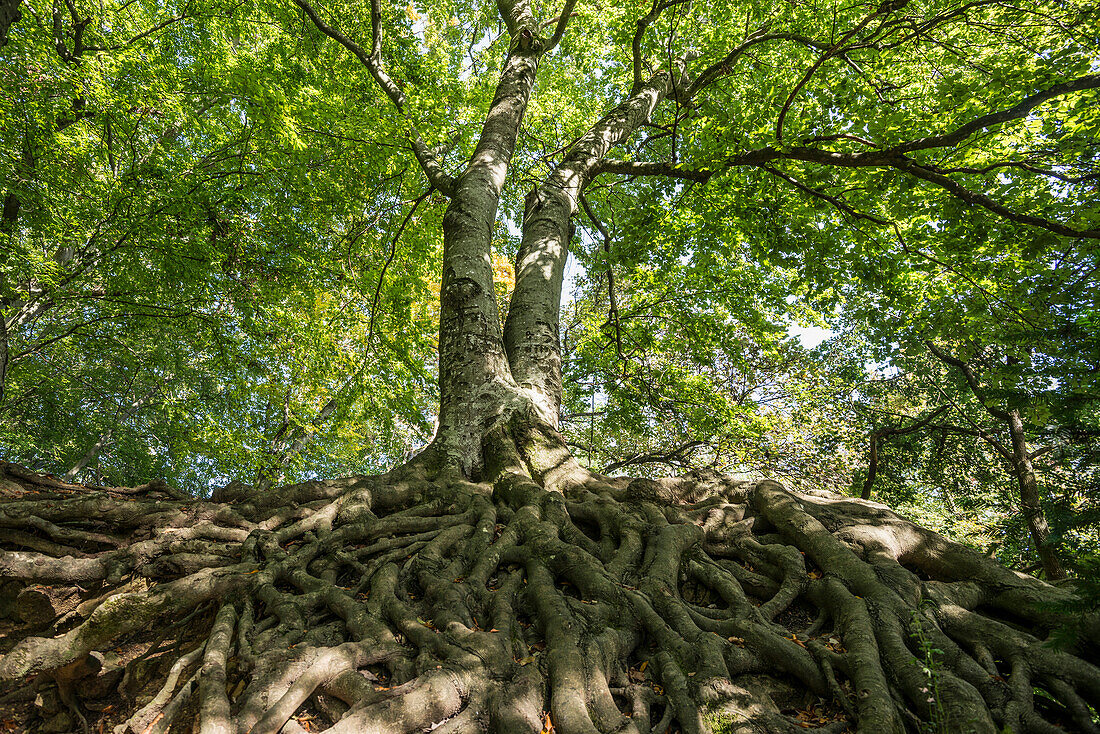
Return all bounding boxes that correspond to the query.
[760,165,890,225]
[580,193,627,366]
[688,31,828,97]
[594,73,1100,240]
[368,189,431,345]
[891,156,1099,239]
[890,74,1100,155]
[861,405,948,499]
[544,0,577,52]
[925,341,1012,422]
[775,3,893,143]
[602,440,705,474]
[631,0,689,93]
[293,0,456,196]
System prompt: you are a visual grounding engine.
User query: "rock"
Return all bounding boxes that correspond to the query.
[39,711,74,733]
[76,656,124,699]
[34,685,61,716]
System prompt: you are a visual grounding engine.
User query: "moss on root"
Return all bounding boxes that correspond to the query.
[0,434,1098,734]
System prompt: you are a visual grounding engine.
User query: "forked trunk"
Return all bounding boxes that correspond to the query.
[1,7,1097,734]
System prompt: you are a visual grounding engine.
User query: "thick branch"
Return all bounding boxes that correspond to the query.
[544,0,577,52]
[631,0,689,93]
[891,74,1100,155]
[598,75,1100,239]
[503,64,685,423]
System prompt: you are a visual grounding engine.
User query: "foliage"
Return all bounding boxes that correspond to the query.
[0,0,447,492]
[1,0,1098,567]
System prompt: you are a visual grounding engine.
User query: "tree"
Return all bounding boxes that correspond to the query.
[842,213,1100,579]
[1,0,1099,730]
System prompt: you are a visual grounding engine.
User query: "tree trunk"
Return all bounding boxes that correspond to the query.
[435,44,540,474]
[924,342,1066,581]
[0,3,18,55]
[502,64,683,424]
[1006,409,1066,581]
[0,8,1096,734]
[0,311,8,408]
[62,384,161,483]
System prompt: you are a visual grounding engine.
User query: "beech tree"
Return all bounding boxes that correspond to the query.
[1,0,1099,730]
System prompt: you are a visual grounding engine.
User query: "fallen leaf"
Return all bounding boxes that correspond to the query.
[140,713,165,734]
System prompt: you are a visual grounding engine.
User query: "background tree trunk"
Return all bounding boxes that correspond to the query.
[1006,408,1066,580]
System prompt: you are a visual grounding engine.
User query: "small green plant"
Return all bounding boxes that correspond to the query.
[703,710,737,734]
[910,609,949,733]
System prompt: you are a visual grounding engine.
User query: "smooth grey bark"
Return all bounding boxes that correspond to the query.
[502,64,685,424]
[435,44,541,472]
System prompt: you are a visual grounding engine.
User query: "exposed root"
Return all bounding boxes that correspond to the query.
[1,437,1098,734]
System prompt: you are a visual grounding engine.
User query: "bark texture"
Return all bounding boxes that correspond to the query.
[3,0,1095,730]
[1,441,1097,734]
[0,0,20,48]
